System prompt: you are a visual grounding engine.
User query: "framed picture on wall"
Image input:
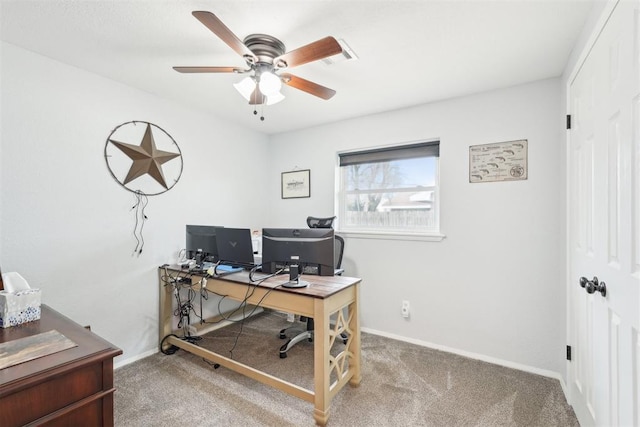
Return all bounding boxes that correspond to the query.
[469,139,528,183]
[281,169,310,199]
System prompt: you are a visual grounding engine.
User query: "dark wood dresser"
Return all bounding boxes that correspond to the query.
[0,305,122,426]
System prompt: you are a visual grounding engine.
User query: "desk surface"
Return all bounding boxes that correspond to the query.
[163,265,361,299]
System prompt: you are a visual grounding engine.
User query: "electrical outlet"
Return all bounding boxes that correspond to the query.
[401,300,410,318]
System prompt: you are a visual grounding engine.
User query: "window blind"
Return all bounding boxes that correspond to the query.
[339,141,440,166]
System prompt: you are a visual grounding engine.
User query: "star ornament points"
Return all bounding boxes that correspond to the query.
[109,124,180,190]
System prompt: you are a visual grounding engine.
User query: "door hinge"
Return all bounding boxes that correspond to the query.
[566,345,572,361]
[566,114,571,130]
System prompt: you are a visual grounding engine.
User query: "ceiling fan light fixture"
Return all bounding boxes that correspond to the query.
[259,71,282,96]
[233,76,255,101]
[176,11,341,118]
[266,92,285,106]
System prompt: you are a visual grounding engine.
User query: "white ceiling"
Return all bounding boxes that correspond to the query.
[0,0,596,135]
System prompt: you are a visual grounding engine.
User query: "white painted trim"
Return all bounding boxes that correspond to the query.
[566,0,620,87]
[564,60,574,407]
[340,231,446,242]
[558,375,569,403]
[114,348,158,370]
[362,326,566,383]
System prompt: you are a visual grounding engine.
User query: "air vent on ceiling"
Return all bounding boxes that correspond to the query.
[323,39,358,65]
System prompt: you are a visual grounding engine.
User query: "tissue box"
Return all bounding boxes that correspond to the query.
[0,289,42,328]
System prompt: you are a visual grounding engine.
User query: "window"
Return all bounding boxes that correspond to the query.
[338,141,440,237]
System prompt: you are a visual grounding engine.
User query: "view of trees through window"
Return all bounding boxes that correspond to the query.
[340,154,439,233]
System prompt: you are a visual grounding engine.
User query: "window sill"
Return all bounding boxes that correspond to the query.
[337,230,446,242]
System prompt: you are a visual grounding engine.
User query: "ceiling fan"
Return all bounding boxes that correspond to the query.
[174,11,343,118]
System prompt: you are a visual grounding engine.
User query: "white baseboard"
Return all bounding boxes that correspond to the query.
[361,327,567,388]
[115,320,570,404]
[115,348,157,370]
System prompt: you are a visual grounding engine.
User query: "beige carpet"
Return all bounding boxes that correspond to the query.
[114,311,578,426]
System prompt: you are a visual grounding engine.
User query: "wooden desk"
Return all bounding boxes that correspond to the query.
[159,266,362,426]
[0,305,122,427]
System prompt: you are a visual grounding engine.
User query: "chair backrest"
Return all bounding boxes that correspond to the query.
[306,216,336,229]
[334,235,345,271]
[306,215,343,273]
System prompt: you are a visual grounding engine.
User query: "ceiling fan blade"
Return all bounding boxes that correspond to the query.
[249,87,265,105]
[274,36,342,69]
[192,11,257,63]
[280,73,336,100]
[173,66,246,73]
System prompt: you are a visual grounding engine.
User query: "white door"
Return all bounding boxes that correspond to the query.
[568,0,640,425]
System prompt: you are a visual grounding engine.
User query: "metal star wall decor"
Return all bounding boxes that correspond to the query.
[104,121,183,257]
[104,121,183,196]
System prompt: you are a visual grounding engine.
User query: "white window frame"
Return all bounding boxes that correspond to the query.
[336,140,444,242]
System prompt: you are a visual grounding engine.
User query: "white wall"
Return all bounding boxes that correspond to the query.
[268,78,566,375]
[0,41,569,376]
[0,42,269,363]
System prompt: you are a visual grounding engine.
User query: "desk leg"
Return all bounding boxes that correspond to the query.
[349,283,362,386]
[313,298,331,426]
[158,268,173,348]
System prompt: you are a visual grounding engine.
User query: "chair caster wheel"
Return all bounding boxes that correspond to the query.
[279,333,286,339]
[341,333,348,345]
[279,352,287,359]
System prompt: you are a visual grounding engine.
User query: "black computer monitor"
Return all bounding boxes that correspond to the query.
[215,227,256,269]
[185,225,223,263]
[261,228,334,276]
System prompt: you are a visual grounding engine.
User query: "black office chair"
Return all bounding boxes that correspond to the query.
[278,222,345,358]
[307,216,336,229]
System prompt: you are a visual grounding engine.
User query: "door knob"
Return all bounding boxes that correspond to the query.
[579,276,607,297]
[579,276,589,288]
